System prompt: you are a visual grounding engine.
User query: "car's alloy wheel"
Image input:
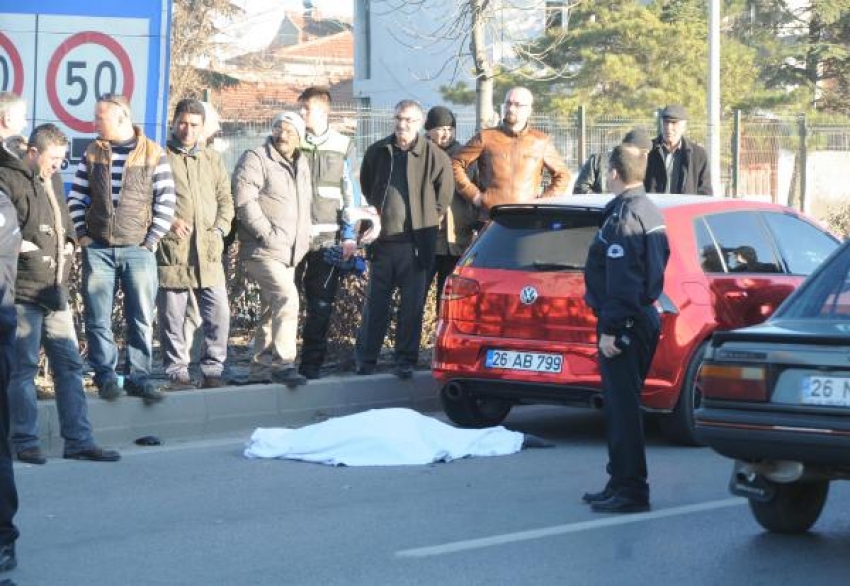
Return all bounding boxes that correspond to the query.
[440,386,512,428]
[748,479,830,534]
[659,341,708,446]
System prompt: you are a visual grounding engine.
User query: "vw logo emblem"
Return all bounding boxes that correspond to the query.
[519,286,538,305]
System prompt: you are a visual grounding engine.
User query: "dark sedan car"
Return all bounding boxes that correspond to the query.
[695,239,850,533]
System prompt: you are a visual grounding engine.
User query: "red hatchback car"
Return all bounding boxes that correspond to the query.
[432,195,839,444]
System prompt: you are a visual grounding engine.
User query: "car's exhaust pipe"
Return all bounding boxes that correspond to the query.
[590,394,605,409]
[443,381,465,401]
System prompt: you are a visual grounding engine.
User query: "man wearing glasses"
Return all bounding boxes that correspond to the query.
[452,87,571,214]
[356,100,453,379]
[67,94,176,404]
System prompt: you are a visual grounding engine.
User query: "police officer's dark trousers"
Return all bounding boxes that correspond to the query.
[598,307,660,501]
[0,327,19,548]
[296,249,341,369]
[356,241,429,369]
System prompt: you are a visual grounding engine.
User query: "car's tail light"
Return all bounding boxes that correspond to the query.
[697,363,768,401]
[443,275,479,300]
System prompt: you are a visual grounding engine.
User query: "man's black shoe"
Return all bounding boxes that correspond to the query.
[298,365,321,380]
[393,364,414,379]
[0,542,16,573]
[272,368,307,387]
[16,447,46,465]
[581,487,614,504]
[63,446,121,462]
[164,374,195,391]
[98,379,122,401]
[125,381,165,405]
[590,494,650,514]
[201,376,226,389]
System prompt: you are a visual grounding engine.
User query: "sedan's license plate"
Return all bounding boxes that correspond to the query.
[485,349,563,374]
[801,376,850,407]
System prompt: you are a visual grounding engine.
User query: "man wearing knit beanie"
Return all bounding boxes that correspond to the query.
[423,106,475,312]
[232,111,312,387]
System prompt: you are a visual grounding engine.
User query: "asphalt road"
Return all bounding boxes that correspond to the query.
[8,405,850,585]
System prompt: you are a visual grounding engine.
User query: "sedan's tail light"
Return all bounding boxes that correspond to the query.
[698,363,768,401]
[443,275,479,300]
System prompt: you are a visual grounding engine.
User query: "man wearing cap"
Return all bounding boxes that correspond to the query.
[423,105,476,309]
[156,98,234,391]
[232,112,311,386]
[356,99,453,379]
[574,128,653,194]
[452,87,571,211]
[294,87,360,380]
[644,105,712,195]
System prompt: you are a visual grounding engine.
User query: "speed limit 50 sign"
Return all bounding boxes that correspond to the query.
[0,1,171,180]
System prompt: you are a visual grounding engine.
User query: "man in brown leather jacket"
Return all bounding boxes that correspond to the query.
[452,87,571,212]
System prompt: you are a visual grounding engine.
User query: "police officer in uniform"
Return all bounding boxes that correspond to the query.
[583,143,670,513]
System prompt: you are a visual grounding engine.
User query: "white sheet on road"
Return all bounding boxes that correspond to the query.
[244,408,525,466]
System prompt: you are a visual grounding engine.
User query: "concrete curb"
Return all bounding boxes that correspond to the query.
[35,372,441,454]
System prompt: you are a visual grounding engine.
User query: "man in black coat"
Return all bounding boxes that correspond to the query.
[584,144,670,513]
[644,105,712,195]
[356,99,453,378]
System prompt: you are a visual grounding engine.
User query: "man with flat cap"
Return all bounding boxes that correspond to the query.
[573,128,652,194]
[644,105,712,195]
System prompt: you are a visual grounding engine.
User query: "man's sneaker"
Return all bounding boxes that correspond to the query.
[97,380,122,401]
[164,374,196,391]
[201,376,226,389]
[272,368,307,387]
[125,380,165,405]
[16,447,47,465]
[63,445,121,462]
[355,364,376,375]
[393,364,414,379]
[0,542,16,573]
[298,364,321,380]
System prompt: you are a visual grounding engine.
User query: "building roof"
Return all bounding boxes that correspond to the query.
[213,78,354,124]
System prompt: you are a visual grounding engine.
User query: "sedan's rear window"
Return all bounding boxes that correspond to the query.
[463,208,601,271]
[779,244,850,319]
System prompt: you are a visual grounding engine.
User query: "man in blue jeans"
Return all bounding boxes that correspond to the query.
[0,123,119,464]
[68,95,176,404]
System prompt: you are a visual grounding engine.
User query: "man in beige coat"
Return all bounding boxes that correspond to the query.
[233,112,312,386]
[157,99,234,390]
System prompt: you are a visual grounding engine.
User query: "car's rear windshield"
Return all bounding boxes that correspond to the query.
[778,243,850,320]
[462,207,601,271]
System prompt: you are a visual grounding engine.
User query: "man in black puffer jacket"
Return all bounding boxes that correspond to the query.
[0,123,119,465]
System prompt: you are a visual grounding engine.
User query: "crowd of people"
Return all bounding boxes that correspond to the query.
[0,86,711,572]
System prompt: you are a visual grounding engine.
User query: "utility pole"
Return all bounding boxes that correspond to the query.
[707,0,722,195]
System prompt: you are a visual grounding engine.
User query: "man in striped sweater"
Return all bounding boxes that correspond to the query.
[67,95,176,404]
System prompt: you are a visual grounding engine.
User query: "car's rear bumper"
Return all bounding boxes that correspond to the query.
[696,405,850,466]
[436,376,603,408]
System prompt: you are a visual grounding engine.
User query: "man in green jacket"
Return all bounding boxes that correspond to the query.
[157,99,234,389]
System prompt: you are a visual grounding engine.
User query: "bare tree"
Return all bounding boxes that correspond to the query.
[170,0,243,112]
[376,0,577,130]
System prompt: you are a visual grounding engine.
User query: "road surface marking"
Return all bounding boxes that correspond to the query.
[396,497,746,557]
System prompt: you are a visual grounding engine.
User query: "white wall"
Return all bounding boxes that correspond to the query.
[354,0,545,109]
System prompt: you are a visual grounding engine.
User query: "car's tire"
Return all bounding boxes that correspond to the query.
[659,341,708,446]
[440,386,512,428]
[748,479,829,534]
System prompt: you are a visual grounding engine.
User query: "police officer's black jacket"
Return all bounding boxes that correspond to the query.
[0,147,74,311]
[644,136,712,195]
[584,186,669,336]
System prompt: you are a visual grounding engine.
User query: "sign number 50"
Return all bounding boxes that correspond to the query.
[66,60,118,106]
[46,31,135,132]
